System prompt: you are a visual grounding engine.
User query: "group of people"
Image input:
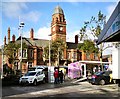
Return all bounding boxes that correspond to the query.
[54,69,64,84]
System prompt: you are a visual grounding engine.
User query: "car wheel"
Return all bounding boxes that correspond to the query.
[99,79,105,85]
[33,80,37,86]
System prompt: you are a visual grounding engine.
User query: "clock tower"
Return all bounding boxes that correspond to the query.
[51,5,66,42]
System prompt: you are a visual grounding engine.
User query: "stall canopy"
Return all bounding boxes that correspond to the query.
[68,62,81,79]
[97,2,120,45]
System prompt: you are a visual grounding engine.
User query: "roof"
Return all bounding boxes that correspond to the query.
[53,5,64,15]
[16,36,49,47]
[79,60,111,64]
[16,37,80,50]
[67,42,78,49]
[97,1,120,44]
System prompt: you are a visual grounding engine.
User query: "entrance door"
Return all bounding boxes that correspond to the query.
[81,64,86,77]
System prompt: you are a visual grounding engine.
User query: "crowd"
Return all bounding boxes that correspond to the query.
[54,69,64,84]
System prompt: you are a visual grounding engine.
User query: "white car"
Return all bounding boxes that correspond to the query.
[19,70,45,85]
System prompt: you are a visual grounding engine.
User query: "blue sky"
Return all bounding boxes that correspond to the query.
[1,0,119,54]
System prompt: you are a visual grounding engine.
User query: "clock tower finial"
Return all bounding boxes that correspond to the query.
[51,5,66,42]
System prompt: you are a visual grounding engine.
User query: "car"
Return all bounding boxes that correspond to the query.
[91,71,112,85]
[19,70,46,86]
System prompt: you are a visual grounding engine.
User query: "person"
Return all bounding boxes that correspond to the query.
[54,69,59,84]
[59,70,64,83]
[109,70,113,83]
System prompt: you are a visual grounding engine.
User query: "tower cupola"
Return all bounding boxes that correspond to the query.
[53,5,64,15]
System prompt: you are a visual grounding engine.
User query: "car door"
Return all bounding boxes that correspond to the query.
[36,71,41,82]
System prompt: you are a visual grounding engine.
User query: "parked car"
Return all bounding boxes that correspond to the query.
[19,70,46,86]
[91,71,112,85]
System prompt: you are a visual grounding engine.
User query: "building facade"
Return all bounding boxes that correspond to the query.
[3,5,100,73]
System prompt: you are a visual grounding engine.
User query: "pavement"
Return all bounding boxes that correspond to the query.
[2,78,120,99]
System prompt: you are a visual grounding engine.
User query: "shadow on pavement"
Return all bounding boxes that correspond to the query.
[2,81,80,97]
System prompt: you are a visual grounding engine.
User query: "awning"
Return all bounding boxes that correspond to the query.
[97,2,120,45]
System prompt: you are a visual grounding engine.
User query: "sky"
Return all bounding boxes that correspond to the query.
[1,0,119,55]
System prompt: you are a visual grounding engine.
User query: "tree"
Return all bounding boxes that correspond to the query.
[78,40,99,54]
[84,11,106,38]
[43,38,66,65]
[78,11,106,54]
[78,10,106,71]
[4,42,27,64]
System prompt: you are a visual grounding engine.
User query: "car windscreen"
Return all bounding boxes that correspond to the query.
[25,72,36,76]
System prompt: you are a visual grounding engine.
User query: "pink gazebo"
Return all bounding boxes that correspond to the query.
[68,62,82,79]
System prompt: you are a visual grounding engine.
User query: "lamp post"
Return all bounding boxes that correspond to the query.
[1,45,4,79]
[48,34,52,83]
[57,47,60,72]
[18,22,25,72]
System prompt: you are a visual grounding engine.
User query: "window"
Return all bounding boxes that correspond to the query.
[61,51,64,59]
[13,50,17,58]
[60,17,62,22]
[67,52,70,59]
[14,62,18,70]
[94,53,98,60]
[23,49,27,58]
[29,49,33,58]
[86,53,90,59]
[28,62,32,68]
[73,52,76,59]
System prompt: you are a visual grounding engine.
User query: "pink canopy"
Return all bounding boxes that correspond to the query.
[68,62,82,79]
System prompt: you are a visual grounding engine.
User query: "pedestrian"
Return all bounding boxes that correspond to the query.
[109,71,113,83]
[54,69,59,84]
[59,70,64,83]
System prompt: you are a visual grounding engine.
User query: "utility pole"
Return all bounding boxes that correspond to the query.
[1,45,4,79]
[18,22,25,72]
[58,47,60,66]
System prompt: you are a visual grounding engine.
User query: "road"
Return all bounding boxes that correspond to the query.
[2,80,119,98]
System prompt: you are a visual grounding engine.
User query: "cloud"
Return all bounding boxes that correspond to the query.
[23,26,51,40]
[67,29,98,43]
[67,30,79,42]
[22,11,41,23]
[2,2,41,23]
[36,27,51,40]
[2,2,27,18]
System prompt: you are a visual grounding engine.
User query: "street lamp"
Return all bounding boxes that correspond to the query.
[48,34,52,83]
[18,22,25,72]
[1,45,4,79]
[48,34,52,67]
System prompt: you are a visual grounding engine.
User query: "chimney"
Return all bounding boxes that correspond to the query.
[4,36,6,45]
[8,27,10,43]
[30,28,34,40]
[12,34,15,42]
[75,35,78,44]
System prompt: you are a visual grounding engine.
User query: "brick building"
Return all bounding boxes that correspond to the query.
[3,5,100,73]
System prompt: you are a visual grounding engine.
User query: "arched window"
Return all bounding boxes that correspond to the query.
[60,16,62,22]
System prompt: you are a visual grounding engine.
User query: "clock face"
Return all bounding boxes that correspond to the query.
[60,27,63,31]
